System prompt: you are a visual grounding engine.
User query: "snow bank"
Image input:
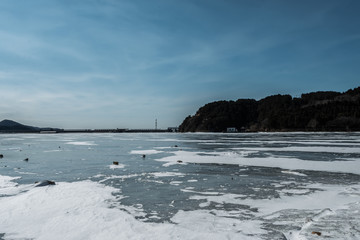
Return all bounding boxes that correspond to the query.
[0,175,20,189]
[0,175,264,240]
[0,175,25,196]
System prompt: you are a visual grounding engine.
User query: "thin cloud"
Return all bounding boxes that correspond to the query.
[0,0,359,128]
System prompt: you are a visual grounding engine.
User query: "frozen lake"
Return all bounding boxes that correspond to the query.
[0,132,360,239]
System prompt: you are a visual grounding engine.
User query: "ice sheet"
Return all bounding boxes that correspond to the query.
[233,146,360,154]
[1,133,359,239]
[281,170,307,177]
[186,182,360,239]
[109,164,125,169]
[156,150,360,175]
[151,172,185,178]
[65,141,97,146]
[130,150,163,155]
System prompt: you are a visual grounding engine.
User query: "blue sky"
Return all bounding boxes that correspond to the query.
[0,0,359,129]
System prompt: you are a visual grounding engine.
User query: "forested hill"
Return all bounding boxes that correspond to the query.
[179,87,360,132]
[0,120,62,133]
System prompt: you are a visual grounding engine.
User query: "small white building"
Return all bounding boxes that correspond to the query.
[168,127,179,132]
[226,127,238,133]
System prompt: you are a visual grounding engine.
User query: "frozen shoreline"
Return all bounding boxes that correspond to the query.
[0,175,359,240]
[0,132,359,239]
[0,175,266,240]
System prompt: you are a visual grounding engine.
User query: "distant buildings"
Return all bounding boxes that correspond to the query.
[226,127,238,133]
[167,127,179,132]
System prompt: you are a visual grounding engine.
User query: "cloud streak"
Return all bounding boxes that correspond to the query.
[0,0,359,128]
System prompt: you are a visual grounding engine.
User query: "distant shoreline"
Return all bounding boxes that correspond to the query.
[0,128,181,134]
[1,129,359,134]
[0,129,173,134]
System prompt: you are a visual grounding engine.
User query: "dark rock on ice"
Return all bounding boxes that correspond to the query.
[0,154,3,158]
[113,161,119,165]
[311,231,321,236]
[35,180,56,187]
[24,158,29,162]
[142,154,146,158]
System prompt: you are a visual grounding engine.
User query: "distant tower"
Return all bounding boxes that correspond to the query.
[155,119,157,130]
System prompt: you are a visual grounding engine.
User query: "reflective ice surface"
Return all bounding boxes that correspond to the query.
[1,132,359,239]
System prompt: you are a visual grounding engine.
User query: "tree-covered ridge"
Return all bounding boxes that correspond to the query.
[0,119,62,133]
[179,87,360,132]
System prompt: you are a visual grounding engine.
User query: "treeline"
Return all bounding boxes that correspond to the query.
[179,87,360,132]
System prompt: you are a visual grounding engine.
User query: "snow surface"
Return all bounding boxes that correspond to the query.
[0,175,265,240]
[130,150,163,155]
[65,141,97,146]
[1,175,359,240]
[109,164,125,169]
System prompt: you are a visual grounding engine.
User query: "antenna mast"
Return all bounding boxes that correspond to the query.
[155,119,158,130]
